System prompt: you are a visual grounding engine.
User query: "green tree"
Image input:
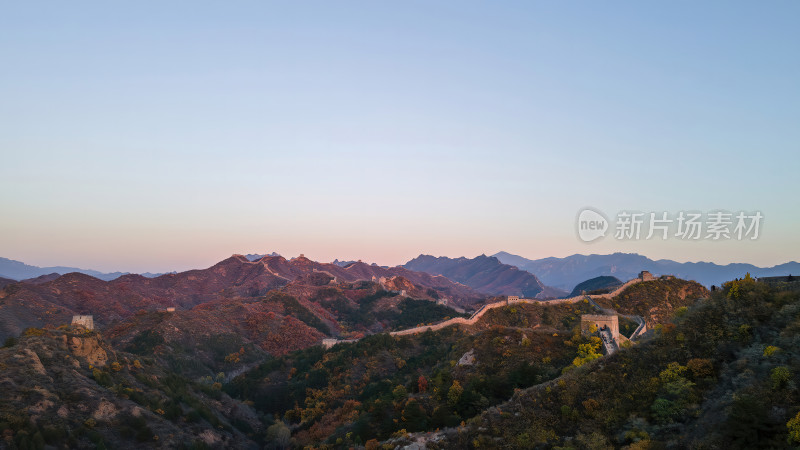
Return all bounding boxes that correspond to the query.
[787,412,800,445]
[771,366,791,390]
[401,399,428,431]
[575,431,613,450]
[266,422,291,450]
[651,398,682,424]
[686,358,714,379]
[573,339,602,367]
[392,385,408,401]
[658,362,687,383]
[448,380,464,406]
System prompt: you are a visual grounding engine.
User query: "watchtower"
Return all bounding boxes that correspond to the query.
[71,315,95,330]
[581,314,618,339]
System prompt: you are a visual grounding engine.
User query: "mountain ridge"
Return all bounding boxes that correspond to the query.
[493,251,800,290]
[0,254,485,341]
[403,254,566,298]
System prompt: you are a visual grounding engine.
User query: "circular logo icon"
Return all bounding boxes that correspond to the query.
[577,208,609,242]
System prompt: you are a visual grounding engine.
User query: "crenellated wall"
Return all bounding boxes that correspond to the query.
[323,275,656,346]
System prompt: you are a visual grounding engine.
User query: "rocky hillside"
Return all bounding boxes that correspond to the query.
[0,257,289,340]
[221,276,711,447]
[244,254,484,303]
[594,277,710,326]
[0,276,16,290]
[0,255,485,341]
[105,277,466,379]
[0,326,262,448]
[404,254,560,298]
[427,277,800,449]
[225,301,592,447]
[0,271,748,449]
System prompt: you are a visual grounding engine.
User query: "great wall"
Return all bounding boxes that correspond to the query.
[322,272,656,349]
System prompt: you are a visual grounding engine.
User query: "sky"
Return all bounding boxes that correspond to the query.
[1,1,798,273]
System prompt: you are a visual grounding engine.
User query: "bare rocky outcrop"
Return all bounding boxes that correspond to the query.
[92,400,118,421]
[19,348,48,375]
[458,349,476,366]
[61,334,109,367]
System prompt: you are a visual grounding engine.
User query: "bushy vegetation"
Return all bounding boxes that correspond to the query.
[376,298,468,330]
[9,275,790,448]
[224,302,604,447]
[124,328,165,354]
[619,315,639,338]
[309,288,466,333]
[311,288,395,331]
[0,329,260,449]
[475,299,597,331]
[438,275,800,449]
[266,291,331,334]
[594,277,708,325]
[123,326,265,378]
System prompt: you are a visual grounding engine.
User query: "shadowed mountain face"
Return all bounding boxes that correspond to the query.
[20,273,62,285]
[0,276,16,290]
[403,254,556,298]
[0,255,484,341]
[568,275,623,297]
[493,251,800,290]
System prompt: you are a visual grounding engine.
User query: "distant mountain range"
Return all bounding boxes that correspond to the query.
[5,251,796,303]
[243,252,281,261]
[332,259,358,267]
[493,251,800,290]
[404,254,567,298]
[0,257,166,281]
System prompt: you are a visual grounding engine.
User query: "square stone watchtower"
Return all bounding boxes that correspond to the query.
[71,315,94,330]
[581,314,619,339]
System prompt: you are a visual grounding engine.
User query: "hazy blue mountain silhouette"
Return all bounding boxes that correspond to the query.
[404,254,551,298]
[0,257,165,281]
[493,251,800,290]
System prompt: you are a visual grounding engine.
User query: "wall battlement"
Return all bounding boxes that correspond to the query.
[321,271,656,348]
[581,314,619,339]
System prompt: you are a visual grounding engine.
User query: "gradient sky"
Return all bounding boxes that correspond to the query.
[1,1,798,273]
